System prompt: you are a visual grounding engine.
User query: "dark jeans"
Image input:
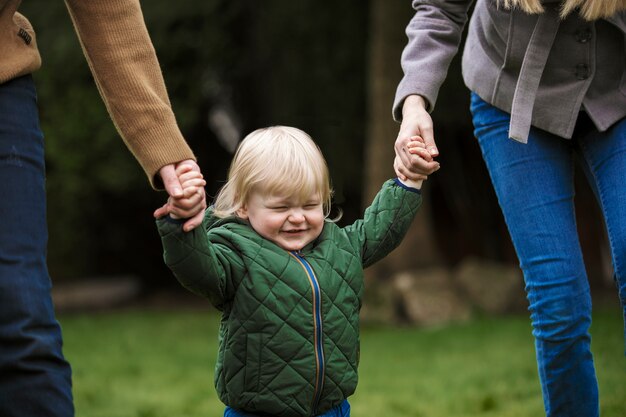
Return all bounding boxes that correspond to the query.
[471,92,626,417]
[0,75,74,416]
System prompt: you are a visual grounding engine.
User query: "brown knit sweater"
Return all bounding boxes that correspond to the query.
[0,0,195,188]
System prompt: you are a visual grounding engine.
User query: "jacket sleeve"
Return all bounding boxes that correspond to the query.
[64,0,195,188]
[393,0,473,120]
[156,210,241,310]
[343,179,422,268]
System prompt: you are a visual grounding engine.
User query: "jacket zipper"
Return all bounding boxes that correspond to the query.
[290,251,325,415]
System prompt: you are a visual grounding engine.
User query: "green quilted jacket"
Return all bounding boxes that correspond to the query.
[156,179,422,417]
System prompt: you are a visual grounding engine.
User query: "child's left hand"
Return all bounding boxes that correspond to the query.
[395,135,437,189]
[406,136,433,163]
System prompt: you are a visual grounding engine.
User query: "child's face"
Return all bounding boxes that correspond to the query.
[236,190,324,251]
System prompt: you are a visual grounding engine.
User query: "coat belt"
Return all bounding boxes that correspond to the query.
[508,6,560,143]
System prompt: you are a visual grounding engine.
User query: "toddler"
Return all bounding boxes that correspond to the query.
[156,126,429,417]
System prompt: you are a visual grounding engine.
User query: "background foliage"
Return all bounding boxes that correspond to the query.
[21,0,369,284]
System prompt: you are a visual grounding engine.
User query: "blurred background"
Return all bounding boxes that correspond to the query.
[21,0,616,321]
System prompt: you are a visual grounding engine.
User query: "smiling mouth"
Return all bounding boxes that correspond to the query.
[283,229,307,234]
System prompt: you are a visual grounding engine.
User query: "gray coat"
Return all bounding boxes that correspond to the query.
[394,0,626,142]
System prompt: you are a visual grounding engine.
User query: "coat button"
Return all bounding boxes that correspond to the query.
[575,63,589,80]
[575,28,592,43]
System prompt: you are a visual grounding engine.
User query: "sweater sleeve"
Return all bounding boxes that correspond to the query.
[64,0,195,188]
[393,0,472,121]
[343,179,422,268]
[156,210,241,310]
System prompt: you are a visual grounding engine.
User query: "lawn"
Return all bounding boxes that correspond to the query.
[59,305,625,417]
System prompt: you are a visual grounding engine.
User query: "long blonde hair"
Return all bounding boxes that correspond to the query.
[498,0,626,20]
[213,126,333,219]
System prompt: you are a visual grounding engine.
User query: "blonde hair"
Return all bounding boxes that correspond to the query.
[213,126,333,218]
[498,0,626,20]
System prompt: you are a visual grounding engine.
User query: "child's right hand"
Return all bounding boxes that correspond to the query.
[169,164,206,219]
[154,164,207,226]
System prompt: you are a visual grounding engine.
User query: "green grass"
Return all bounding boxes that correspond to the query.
[60,307,625,417]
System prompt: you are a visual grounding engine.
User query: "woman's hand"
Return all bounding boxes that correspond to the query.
[394,95,440,181]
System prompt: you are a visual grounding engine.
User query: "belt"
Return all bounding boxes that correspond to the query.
[508,5,560,143]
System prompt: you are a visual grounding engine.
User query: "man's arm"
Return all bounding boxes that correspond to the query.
[64,0,205,228]
[64,0,195,187]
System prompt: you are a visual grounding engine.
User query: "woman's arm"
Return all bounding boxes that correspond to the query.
[393,1,473,178]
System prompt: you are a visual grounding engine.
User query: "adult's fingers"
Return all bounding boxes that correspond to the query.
[159,164,183,198]
[416,116,438,158]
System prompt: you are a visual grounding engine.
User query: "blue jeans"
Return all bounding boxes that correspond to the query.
[0,75,74,416]
[224,400,350,417]
[470,93,626,417]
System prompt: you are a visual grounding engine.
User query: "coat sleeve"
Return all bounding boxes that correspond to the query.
[343,179,422,268]
[393,0,473,120]
[156,210,242,310]
[64,0,195,187]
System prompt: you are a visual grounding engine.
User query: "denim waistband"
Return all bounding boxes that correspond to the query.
[224,399,350,417]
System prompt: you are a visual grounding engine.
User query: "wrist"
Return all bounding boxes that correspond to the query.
[395,177,423,192]
[403,95,427,117]
[160,214,187,225]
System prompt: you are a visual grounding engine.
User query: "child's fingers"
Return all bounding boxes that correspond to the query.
[407,146,433,162]
[181,179,206,193]
[178,168,202,178]
[181,185,205,199]
[182,209,205,233]
[169,195,206,220]
[407,142,429,159]
[405,136,431,162]
[175,163,194,176]
[153,202,170,219]
[170,188,205,209]
[407,140,426,149]
[178,170,204,184]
